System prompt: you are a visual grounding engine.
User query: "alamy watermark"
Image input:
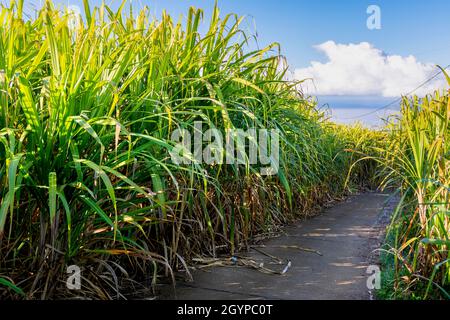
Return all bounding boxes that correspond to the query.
[169,122,280,175]
[66,265,81,290]
[366,265,381,290]
[367,5,381,30]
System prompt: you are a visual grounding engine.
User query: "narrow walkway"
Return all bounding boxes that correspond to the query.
[161,192,396,300]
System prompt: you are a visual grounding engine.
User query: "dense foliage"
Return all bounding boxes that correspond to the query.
[379,75,450,299]
[0,1,376,298]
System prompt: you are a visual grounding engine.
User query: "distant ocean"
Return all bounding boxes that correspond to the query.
[315,96,401,128]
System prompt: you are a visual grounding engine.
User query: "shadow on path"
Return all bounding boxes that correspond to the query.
[159,192,398,300]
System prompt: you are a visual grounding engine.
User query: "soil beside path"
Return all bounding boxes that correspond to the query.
[159,192,397,300]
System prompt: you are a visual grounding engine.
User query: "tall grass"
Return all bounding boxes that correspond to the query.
[0,0,374,299]
[379,70,449,299]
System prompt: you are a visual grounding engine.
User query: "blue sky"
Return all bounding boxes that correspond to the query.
[22,0,447,68]
[157,0,450,69]
[8,0,450,125]
[15,1,450,67]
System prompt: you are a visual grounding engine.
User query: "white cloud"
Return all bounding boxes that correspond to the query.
[294,41,447,97]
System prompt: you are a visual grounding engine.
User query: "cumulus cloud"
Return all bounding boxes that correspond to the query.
[294,41,447,97]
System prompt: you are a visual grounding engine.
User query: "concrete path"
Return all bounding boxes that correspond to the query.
[160,192,396,300]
